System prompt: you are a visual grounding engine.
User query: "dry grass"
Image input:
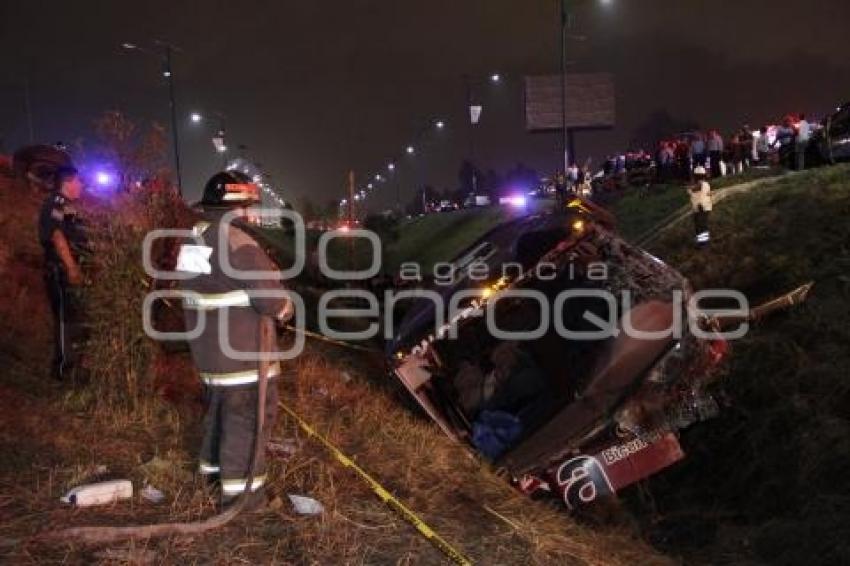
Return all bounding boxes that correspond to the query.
[0,170,665,564]
[79,181,195,422]
[0,343,668,565]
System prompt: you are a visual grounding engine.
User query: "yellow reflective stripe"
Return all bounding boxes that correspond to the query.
[222,192,257,202]
[183,290,252,309]
[192,221,211,236]
[199,362,281,386]
[221,475,267,494]
[199,461,220,474]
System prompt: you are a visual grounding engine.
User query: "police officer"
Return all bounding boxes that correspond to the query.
[177,171,293,509]
[38,166,87,381]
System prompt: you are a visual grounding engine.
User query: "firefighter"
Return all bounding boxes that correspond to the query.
[177,171,294,509]
[38,166,87,381]
[689,166,712,246]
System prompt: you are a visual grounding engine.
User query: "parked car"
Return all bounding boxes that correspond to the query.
[817,102,850,163]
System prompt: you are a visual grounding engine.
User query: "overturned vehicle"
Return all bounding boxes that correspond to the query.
[387,198,733,510]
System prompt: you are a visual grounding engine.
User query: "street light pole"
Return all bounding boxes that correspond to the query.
[122,41,184,196]
[162,45,183,193]
[463,74,477,194]
[560,0,569,174]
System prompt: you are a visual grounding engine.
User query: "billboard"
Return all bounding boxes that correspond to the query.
[524,73,615,131]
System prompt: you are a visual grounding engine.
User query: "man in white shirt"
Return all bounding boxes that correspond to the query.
[795,114,811,171]
[689,166,712,246]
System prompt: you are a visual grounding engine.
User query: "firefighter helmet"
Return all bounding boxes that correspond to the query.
[200,171,261,208]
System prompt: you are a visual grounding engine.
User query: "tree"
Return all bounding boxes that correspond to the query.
[457,159,483,195]
[480,169,504,196]
[297,195,318,221]
[88,111,169,187]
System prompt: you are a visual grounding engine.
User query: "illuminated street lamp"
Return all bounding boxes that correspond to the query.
[199,113,229,166]
[406,145,415,155]
[387,162,395,171]
[463,72,502,195]
[435,119,445,129]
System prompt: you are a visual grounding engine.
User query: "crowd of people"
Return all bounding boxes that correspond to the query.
[653,113,814,182]
[542,112,819,249]
[547,112,818,205]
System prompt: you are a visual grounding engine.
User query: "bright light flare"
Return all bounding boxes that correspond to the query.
[499,195,526,207]
[190,112,202,123]
[95,171,112,186]
[490,73,501,83]
[406,145,415,155]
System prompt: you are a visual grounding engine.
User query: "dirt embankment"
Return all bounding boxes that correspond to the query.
[0,164,665,564]
[0,169,52,372]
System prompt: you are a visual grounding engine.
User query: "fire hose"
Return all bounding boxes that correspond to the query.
[36,318,275,545]
[34,319,471,565]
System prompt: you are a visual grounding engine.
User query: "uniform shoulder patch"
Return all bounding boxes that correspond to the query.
[176,244,213,274]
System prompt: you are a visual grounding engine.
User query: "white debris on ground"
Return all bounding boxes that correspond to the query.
[288,494,324,515]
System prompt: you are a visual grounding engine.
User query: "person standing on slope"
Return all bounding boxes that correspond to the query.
[689,165,713,247]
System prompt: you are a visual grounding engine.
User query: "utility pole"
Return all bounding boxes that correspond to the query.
[347,170,355,227]
[347,170,355,270]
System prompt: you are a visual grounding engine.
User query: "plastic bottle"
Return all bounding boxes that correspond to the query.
[61,480,133,507]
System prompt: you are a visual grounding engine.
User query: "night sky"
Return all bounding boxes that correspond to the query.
[2,0,849,208]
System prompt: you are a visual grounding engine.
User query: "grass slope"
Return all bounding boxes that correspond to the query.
[616,164,850,565]
[609,167,783,242]
[0,169,663,564]
[384,207,509,274]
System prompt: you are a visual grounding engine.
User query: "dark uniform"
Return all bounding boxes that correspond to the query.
[177,172,292,504]
[38,192,88,380]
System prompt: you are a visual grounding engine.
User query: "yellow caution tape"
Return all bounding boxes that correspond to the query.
[278,401,473,566]
[283,324,381,353]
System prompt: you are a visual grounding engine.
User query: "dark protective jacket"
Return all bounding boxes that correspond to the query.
[38,192,88,273]
[178,213,291,387]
